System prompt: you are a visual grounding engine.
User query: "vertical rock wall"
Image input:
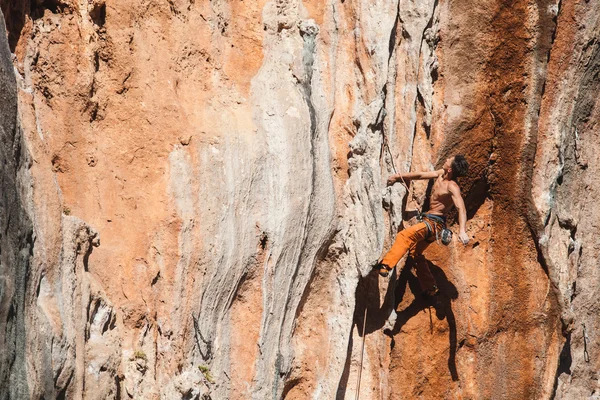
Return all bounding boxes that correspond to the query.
[0,11,33,399]
[0,0,598,399]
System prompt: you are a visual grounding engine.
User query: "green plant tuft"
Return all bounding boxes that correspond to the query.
[198,365,215,383]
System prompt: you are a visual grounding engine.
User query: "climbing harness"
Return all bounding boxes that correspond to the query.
[583,323,590,363]
[356,308,368,400]
[418,213,453,246]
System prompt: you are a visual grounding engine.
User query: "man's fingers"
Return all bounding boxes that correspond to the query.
[459,234,470,245]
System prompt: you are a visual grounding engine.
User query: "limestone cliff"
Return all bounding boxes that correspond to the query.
[0,0,598,399]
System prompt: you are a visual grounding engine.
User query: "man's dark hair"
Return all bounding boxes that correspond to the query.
[451,154,469,179]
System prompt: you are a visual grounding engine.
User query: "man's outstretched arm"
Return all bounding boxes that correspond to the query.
[449,183,470,244]
[387,169,443,186]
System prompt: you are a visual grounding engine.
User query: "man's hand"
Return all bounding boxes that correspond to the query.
[387,175,410,187]
[458,231,470,245]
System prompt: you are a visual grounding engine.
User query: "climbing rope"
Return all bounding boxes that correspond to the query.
[428,307,434,334]
[583,323,590,363]
[384,140,411,192]
[356,307,368,400]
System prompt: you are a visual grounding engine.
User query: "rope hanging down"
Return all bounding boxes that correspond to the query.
[384,139,410,192]
[355,308,368,400]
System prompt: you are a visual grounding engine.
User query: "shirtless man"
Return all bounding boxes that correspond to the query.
[375,155,470,296]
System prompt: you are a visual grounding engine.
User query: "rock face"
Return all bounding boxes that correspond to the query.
[0,0,598,399]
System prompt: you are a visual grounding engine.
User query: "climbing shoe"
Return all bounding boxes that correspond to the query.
[374,262,393,277]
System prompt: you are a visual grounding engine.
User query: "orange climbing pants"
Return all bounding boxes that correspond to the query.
[381,217,443,291]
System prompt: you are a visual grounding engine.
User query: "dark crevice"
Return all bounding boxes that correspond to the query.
[108,312,116,330]
[557,216,577,239]
[527,217,551,277]
[151,270,160,286]
[230,269,249,305]
[114,374,122,400]
[89,103,99,122]
[431,64,439,84]
[101,306,113,334]
[281,377,303,399]
[259,232,268,250]
[55,369,73,400]
[7,301,16,320]
[89,2,106,27]
[551,332,572,399]
[93,51,100,73]
[1,2,28,51]
[423,120,431,139]
[416,89,431,140]
[30,0,68,20]
[415,0,439,85]
[192,313,212,361]
[87,299,101,339]
[182,389,197,400]
[424,0,440,34]
[81,231,96,272]
[387,9,399,61]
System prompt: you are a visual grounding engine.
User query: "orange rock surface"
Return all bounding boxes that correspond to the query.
[0,0,597,399]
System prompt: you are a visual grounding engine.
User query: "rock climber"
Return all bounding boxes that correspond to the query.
[375,155,470,296]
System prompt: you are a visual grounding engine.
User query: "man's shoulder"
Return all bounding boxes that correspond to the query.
[447,180,461,193]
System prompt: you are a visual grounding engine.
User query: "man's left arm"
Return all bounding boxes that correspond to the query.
[449,183,469,245]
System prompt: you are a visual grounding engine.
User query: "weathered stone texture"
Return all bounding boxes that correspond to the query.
[0,0,598,399]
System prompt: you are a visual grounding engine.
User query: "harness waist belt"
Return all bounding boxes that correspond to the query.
[422,213,446,225]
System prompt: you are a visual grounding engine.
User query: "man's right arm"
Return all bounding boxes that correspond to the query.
[387,169,442,186]
[449,182,470,245]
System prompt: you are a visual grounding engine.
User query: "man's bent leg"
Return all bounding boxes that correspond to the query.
[380,222,430,269]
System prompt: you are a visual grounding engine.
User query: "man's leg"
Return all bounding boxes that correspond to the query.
[378,222,429,276]
[410,241,437,295]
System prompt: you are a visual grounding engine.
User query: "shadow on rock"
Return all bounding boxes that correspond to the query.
[351,258,460,382]
[386,259,459,381]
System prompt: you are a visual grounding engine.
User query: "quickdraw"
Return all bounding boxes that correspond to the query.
[583,323,590,363]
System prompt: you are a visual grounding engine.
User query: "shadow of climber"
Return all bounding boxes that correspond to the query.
[384,258,460,381]
[339,258,459,400]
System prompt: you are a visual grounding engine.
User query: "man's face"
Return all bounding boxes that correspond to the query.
[443,156,455,173]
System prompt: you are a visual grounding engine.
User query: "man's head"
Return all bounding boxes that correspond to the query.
[443,155,469,180]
